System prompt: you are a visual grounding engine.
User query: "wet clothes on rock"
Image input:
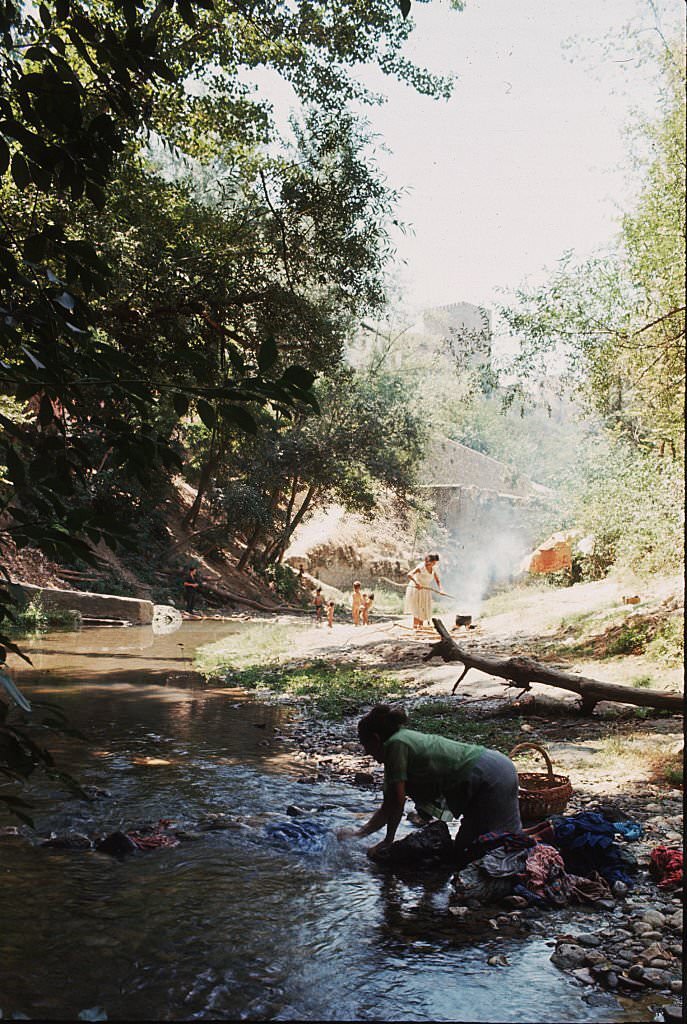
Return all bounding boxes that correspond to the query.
[373,820,454,868]
[403,563,440,622]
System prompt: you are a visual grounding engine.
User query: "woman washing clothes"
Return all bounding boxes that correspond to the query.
[341,704,521,861]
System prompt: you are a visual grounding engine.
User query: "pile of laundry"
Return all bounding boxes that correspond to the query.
[451,809,649,909]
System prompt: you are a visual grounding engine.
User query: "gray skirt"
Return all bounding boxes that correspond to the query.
[448,748,522,851]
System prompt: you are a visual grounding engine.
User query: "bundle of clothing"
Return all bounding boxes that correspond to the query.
[450,810,642,909]
[649,845,683,889]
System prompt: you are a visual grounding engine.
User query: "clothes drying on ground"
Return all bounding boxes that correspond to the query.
[649,846,683,889]
[521,843,570,906]
[551,812,637,887]
[612,820,644,841]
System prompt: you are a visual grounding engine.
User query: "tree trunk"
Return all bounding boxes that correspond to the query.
[237,485,283,571]
[198,580,298,613]
[263,485,317,567]
[184,424,217,529]
[263,473,299,565]
[426,618,684,715]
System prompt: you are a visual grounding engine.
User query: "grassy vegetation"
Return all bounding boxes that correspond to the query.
[204,659,411,719]
[7,598,81,637]
[407,700,522,754]
[645,614,684,667]
[195,621,312,673]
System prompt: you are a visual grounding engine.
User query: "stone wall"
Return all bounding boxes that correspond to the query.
[14,582,154,624]
[421,437,539,497]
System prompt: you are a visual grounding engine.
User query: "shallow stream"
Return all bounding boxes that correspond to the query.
[1,622,661,1021]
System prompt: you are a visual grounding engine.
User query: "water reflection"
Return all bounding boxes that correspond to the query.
[0,625,656,1022]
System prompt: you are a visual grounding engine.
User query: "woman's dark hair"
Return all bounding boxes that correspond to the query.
[358,704,408,743]
[424,552,440,563]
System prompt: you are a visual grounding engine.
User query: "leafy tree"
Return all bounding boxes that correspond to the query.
[498,45,685,454]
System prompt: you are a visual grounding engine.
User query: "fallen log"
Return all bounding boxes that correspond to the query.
[427,618,684,715]
[154,570,300,614]
[198,581,299,614]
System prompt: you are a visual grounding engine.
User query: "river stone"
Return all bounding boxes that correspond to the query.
[662,1004,684,1023]
[571,968,594,985]
[641,909,666,928]
[628,965,645,980]
[551,943,587,969]
[642,968,672,988]
[633,921,654,935]
[353,771,374,785]
[668,909,683,930]
[641,943,674,961]
[669,980,682,994]
[642,931,664,942]
[583,951,607,966]
[577,933,602,948]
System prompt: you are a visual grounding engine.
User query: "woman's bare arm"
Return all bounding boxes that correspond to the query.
[357,782,406,843]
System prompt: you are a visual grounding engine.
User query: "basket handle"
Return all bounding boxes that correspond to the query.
[508,742,554,780]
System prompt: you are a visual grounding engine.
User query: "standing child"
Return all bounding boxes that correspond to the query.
[352,581,363,625]
[314,587,324,624]
[327,600,335,629]
[362,592,375,625]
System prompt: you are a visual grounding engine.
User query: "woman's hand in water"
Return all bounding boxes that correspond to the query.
[335,827,359,841]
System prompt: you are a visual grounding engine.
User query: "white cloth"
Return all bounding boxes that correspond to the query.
[404,563,439,621]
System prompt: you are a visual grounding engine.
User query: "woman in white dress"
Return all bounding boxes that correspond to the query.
[404,553,441,628]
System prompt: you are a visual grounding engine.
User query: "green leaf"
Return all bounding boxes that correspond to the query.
[399,0,411,17]
[85,180,106,210]
[11,151,31,190]
[257,334,278,372]
[196,398,216,429]
[172,393,189,417]
[177,0,197,27]
[282,365,315,390]
[23,233,47,263]
[0,136,9,176]
[219,404,257,434]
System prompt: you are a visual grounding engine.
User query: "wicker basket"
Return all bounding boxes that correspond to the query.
[509,742,573,822]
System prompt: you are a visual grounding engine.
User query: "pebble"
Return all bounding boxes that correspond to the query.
[642,968,672,988]
[577,933,602,948]
[633,921,653,935]
[641,909,666,928]
[669,980,682,994]
[663,1004,683,1023]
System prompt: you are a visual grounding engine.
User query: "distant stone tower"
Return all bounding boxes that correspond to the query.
[422,302,492,370]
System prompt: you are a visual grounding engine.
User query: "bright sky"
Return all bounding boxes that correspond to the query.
[248,0,683,316]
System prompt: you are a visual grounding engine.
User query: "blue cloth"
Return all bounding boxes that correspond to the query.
[551,812,636,887]
[263,818,331,854]
[613,820,643,841]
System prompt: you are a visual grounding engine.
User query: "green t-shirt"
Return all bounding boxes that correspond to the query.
[383,728,485,820]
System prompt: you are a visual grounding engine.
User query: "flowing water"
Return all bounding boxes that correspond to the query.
[1,623,661,1021]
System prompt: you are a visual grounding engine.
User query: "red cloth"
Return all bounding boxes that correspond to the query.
[649,846,683,889]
